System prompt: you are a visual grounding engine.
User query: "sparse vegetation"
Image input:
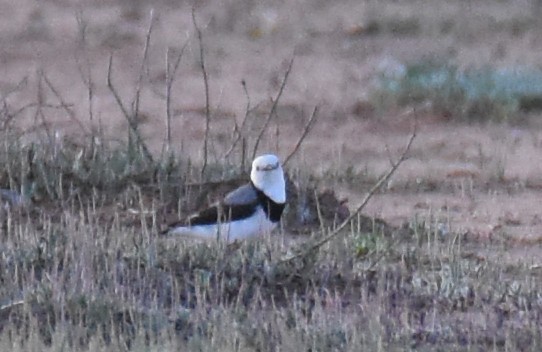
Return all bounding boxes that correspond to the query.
[2,0,542,351]
[1,86,541,352]
[1,139,542,351]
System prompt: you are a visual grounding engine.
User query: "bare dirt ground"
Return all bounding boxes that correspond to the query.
[2,0,542,259]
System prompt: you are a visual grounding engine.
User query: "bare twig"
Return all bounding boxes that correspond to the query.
[192,8,211,180]
[251,56,294,161]
[133,9,155,127]
[75,10,94,123]
[0,77,28,132]
[0,76,28,102]
[275,114,281,155]
[41,71,89,134]
[107,54,153,163]
[106,55,131,119]
[74,57,94,122]
[165,41,189,153]
[224,116,243,159]
[2,102,55,132]
[241,137,247,171]
[106,9,155,163]
[223,79,252,160]
[33,71,53,146]
[282,106,318,167]
[280,123,417,264]
[74,24,97,154]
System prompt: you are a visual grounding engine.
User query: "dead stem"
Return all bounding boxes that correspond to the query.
[223,80,252,161]
[251,56,294,161]
[74,11,94,123]
[192,8,211,181]
[133,9,155,129]
[283,106,318,167]
[165,41,189,154]
[106,54,153,163]
[34,71,54,147]
[41,71,89,134]
[280,122,417,264]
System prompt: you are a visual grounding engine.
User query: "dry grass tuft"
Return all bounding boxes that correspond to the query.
[0,134,541,351]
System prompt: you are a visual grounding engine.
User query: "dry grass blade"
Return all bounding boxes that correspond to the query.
[282,106,318,167]
[251,56,294,161]
[280,123,417,263]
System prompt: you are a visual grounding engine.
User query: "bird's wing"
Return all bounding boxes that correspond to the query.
[223,183,259,206]
[161,183,260,234]
[184,202,258,226]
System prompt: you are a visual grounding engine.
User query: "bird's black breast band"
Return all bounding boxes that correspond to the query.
[255,187,285,223]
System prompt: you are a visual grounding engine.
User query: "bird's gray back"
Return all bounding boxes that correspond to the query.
[223,183,258,206]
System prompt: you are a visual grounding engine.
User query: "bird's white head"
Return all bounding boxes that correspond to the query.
[250,154,286,204]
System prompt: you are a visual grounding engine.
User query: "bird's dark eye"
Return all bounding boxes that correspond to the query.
[256,162,279,172]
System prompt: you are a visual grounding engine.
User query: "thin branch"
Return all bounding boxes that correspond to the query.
[107,55,131,121]
[165,41,189,153]
[280,123,417,264]
[165,50,173,154]
[0,77,28,132]
[34,71,54,146]
[107,54,153,163]
[75,56,94,122]
[223,79,252,160]
[275,117,280,155]
[133,9,155,125]
[74,47,96,153]
[251,56,294,161]
[0,76,28,102]
[282,106,318,167]
[192,8,211,180]
[241,136,247,171]
[75,10,94,122]
[5,102,67,124]
[41,72,89,134]
[224,116,243,159]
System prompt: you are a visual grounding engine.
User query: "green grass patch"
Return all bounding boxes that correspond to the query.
[372,62,542,122]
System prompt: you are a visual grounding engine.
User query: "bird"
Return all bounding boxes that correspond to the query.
[162,154,286,241]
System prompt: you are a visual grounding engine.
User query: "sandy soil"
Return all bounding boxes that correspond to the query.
[2,0,542,246]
